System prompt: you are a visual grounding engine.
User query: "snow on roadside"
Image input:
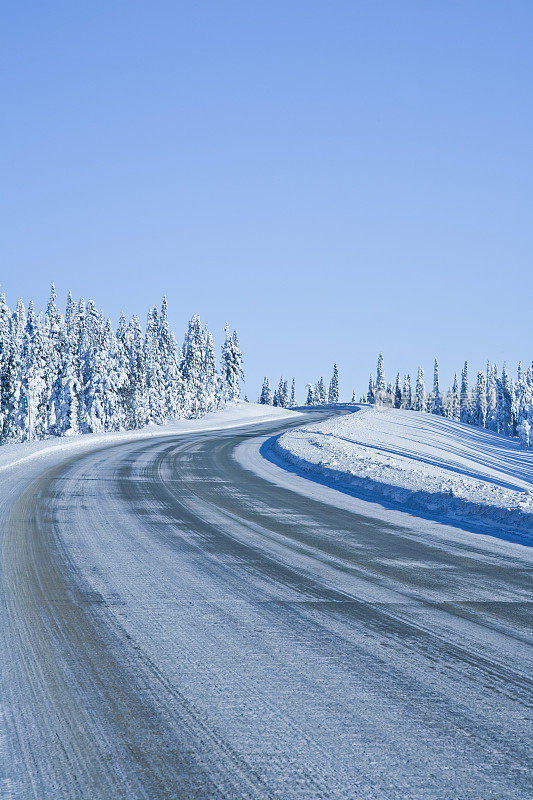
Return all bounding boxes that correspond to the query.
[272,406,533,545]
[0,402,300,474]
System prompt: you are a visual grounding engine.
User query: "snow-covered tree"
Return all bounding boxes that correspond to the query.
[376,353,385,393]
[401,375,412,410]
[448,374,460,421]
[414,367,426,412]
[259,377,272,405]
[362,355,532,448]
[221,325,244,402]
[473,371,487,428]
[367,375,375,404]
[328,363,339,404]
[374,352,386,405]
[18,303,48,439]
[432,359,443,416]
[273,377,289,408]
[497,363,514,437]
[394,373,402,409]
[316,377,326,405]
[289,378,296,407]
[460,362,470,424]
[2,300,25,441]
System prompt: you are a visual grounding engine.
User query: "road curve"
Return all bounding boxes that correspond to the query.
[1,414,532,799]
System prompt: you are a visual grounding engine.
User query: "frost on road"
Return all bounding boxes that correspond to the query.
[1,413,531,799]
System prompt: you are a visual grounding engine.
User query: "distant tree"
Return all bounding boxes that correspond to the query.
[289,378,296,407]
[449,374,460,421]
[394,373,402,409]
[18,302,48,439]
[401,374,412,410]
[486,362,498,430]
[259,376,272,405]
[328,363,339,404]
[473,371,487,428]
[273,377,289,408]
[221,324,244,402]
[316,377,326,405]
[460,361,470,424]
[367,375,375,404]
[497,363,513,436]
[414,367,426,412]
[432,358,443,416]
[44,283,67,434]
[376,352,386,393]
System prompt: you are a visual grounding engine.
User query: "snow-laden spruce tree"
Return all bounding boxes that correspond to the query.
[273,377,289,408]
[448,374,460,421]
[157,297,184,421]
[367,375,375,404]
[182,315,206,418]
[473,371,488,428]
[289,378,296,407]
[315,377,326,405]
[486,362,498,431]
[497,363,514,436]
[460,362,470,424]
[81,301,108,433]
[202,328,218,413]
[47,285,69,434]
[414,367,426,412]
[432,359,443,416]
[221,325,243,403]
[516,364,533,448]
[328,364,339,404]
[401,374,412,410]
[57,294,83,436]
[259,377,272,405]
[272,378,281,407]
[18,302,48,439]
[0,293,12,437]
[374,353,387,405]
[2,300,25,441]
[394,373,402,409]
[145,306,165,424]
[517,398,532,448]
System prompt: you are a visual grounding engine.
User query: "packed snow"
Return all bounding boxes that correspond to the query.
[271,407,533,545]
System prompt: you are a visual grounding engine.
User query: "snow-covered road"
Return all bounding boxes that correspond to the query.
[1,411,531,799]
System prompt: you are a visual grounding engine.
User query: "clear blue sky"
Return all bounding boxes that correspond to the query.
[2,1,532,400]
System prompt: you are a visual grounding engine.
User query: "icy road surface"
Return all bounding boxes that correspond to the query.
[1,412,531,799]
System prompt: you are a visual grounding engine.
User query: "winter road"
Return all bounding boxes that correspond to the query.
[1,413,531,799]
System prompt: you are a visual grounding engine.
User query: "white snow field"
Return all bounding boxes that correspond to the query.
[271,406,533,545]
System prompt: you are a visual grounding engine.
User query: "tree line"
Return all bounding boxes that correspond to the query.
[366,353,533,449]
[260,355,533,450]
[0,285,244,443]
[258,364,341,408]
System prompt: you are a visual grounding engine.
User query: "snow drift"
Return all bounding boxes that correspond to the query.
[270,407,533,545]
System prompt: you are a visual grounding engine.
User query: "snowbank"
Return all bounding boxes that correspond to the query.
[271,407,533,545]
[0,402,300,474]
